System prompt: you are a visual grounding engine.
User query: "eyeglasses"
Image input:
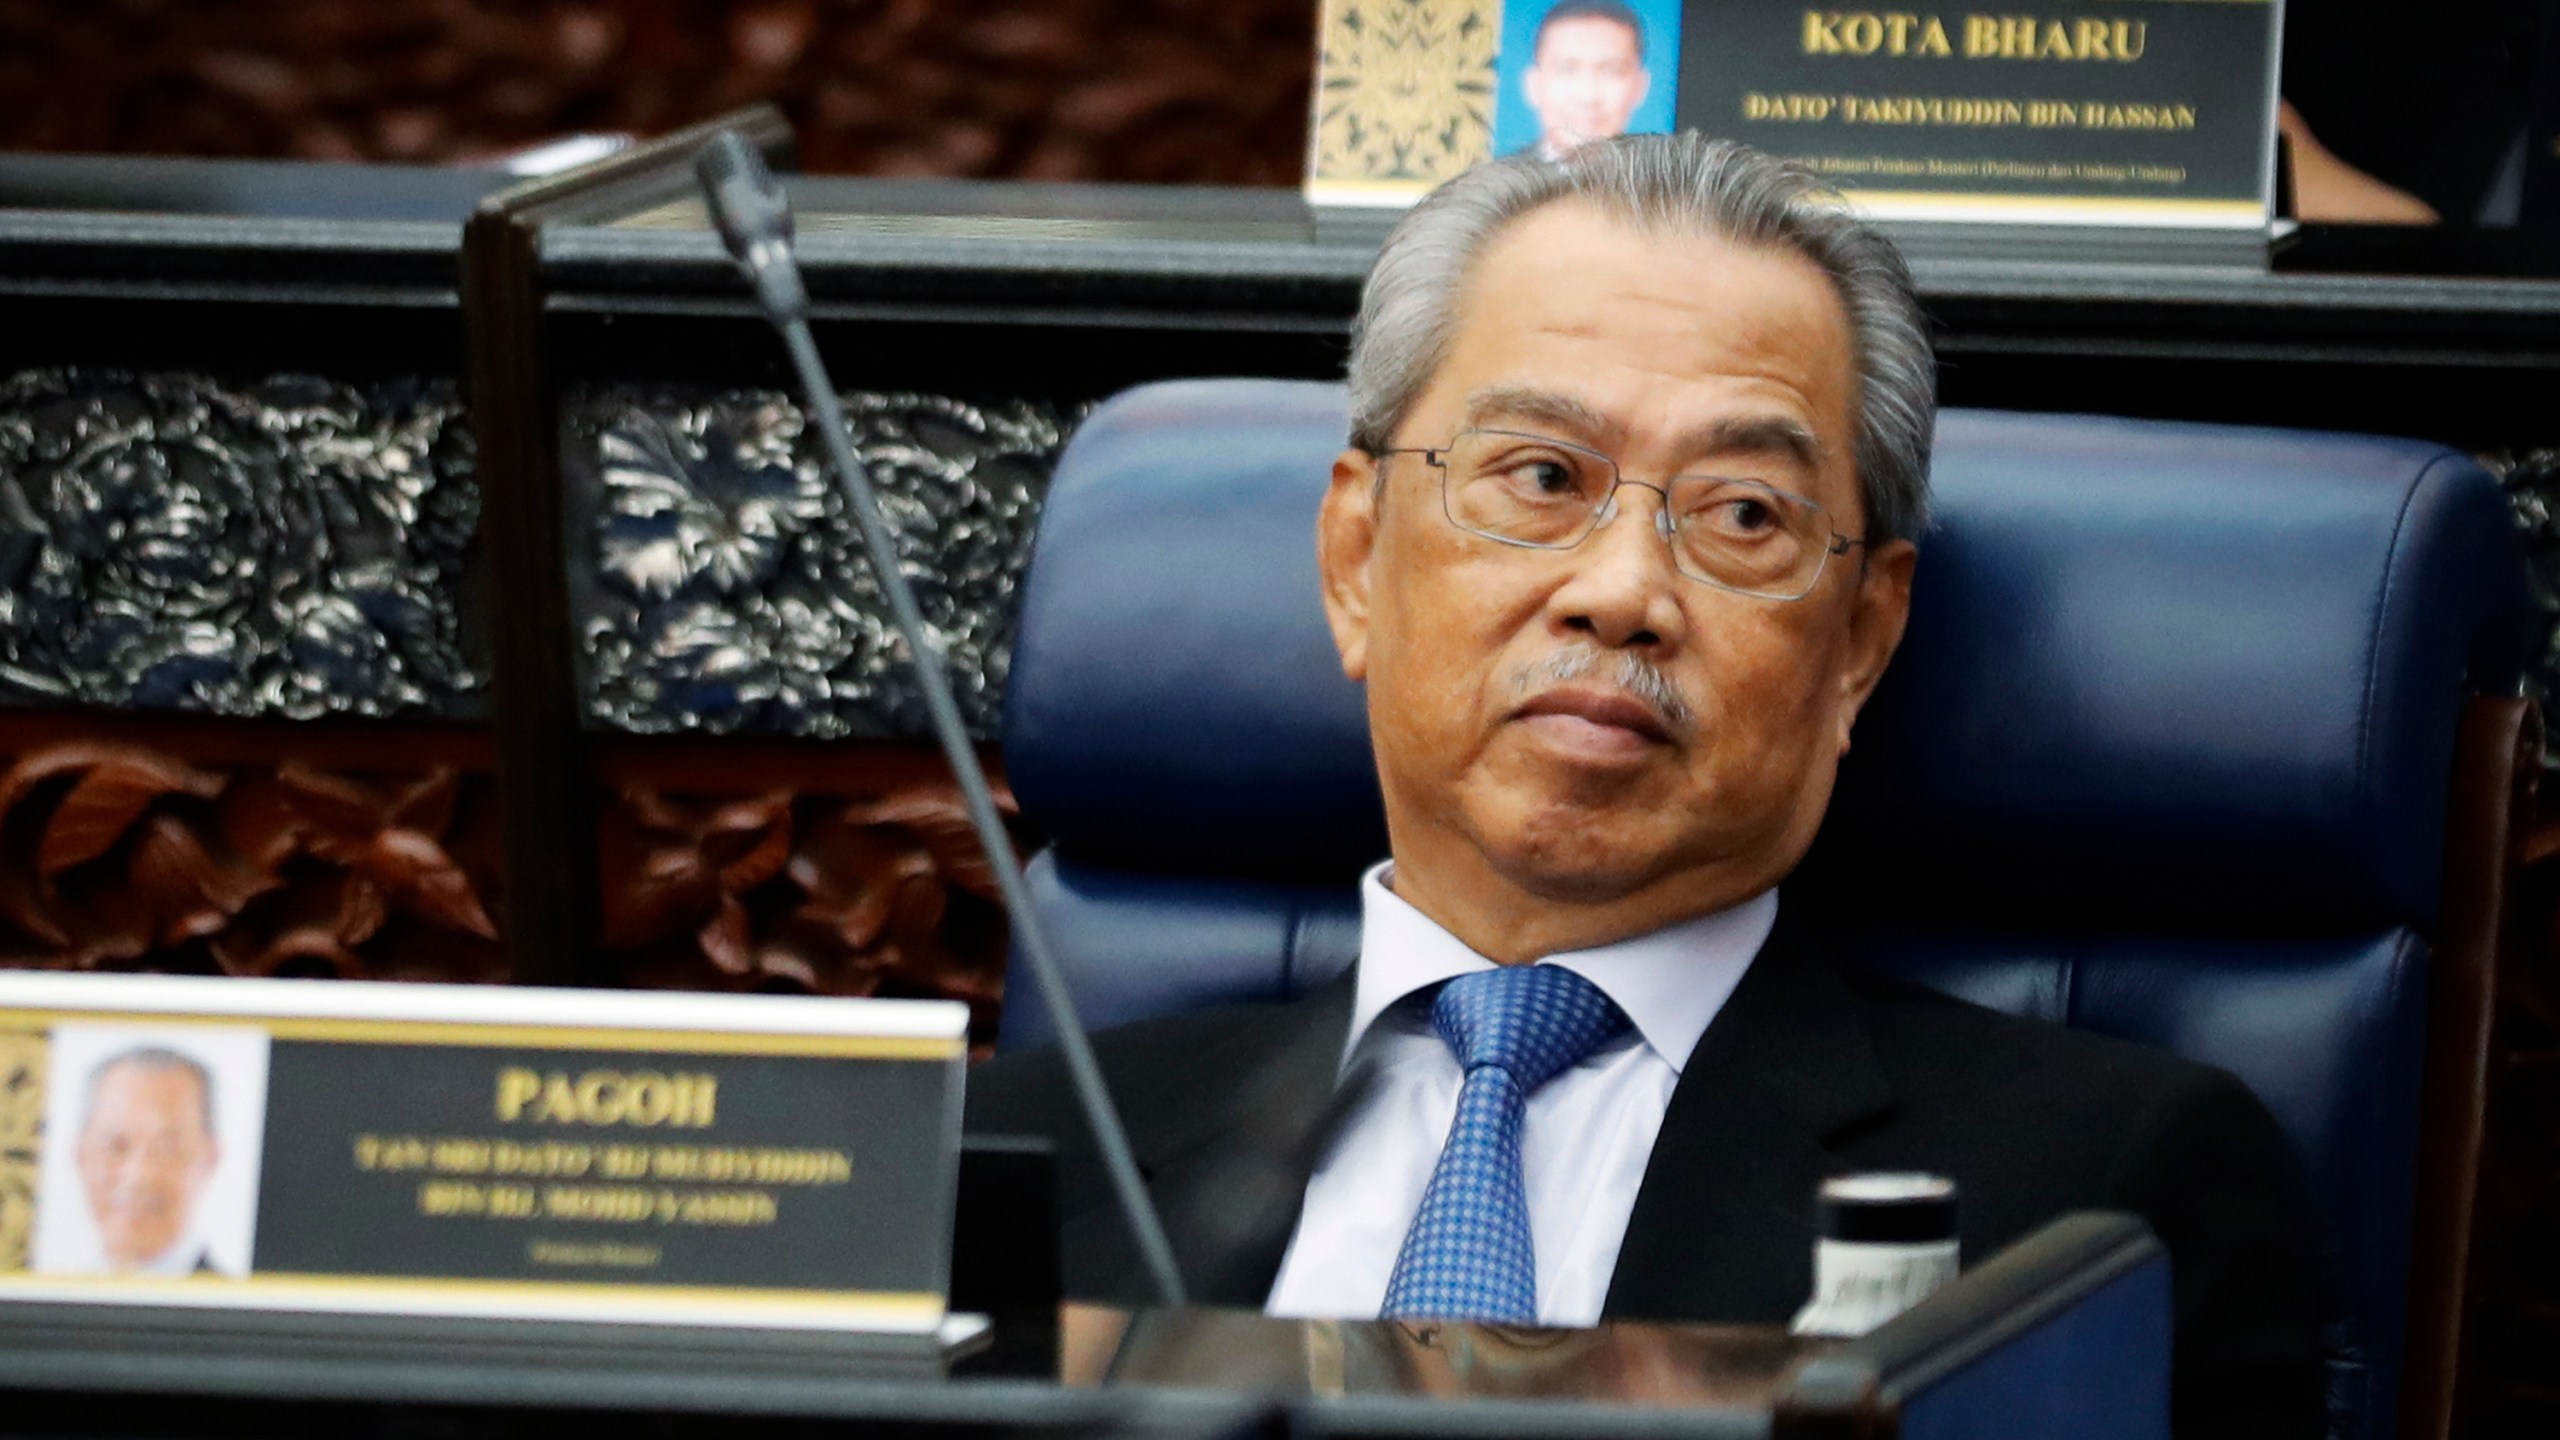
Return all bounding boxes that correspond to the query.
[1377,429,1866,602]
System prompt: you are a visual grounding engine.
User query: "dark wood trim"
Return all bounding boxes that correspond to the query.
[460,104,794,986]
[586,735,1000,795]
[2399,695,2540,1440]
[461,181,572,985]
[0,711,493,771]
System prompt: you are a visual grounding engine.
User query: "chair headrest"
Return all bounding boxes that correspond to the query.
[1004,380,1381,879]
[1003,380,2534,929]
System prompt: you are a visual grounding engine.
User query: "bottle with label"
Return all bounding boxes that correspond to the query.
[1788,1172,1960,1339]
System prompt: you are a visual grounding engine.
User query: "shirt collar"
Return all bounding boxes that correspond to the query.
[132,1235,207,1279]
[1348,861,1776,1074]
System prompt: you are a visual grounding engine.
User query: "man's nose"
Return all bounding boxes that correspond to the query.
[115,1149,175,1187]
[1554,486,1686,650]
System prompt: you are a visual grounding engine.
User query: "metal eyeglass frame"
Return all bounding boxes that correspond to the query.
[1375,428,1869,602]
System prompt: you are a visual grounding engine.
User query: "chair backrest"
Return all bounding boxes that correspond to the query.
[996,378,2534,1440]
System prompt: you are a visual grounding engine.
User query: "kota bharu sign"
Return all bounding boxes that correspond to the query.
[1307,0,2282,227]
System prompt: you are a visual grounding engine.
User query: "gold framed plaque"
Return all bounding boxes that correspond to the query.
[0,971,966,1335]
[1308,0,2284,229]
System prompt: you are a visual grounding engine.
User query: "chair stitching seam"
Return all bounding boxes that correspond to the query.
[2357,455,2448,820]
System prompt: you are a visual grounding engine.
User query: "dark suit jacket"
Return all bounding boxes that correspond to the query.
[967,919,2327,1440]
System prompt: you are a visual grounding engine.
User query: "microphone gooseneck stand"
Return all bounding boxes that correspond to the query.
[693,131,1189,1310]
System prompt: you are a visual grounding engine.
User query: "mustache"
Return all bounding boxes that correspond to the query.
[1509,645,1698,739]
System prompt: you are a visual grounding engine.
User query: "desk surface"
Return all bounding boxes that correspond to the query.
[0,1214,2167,1440]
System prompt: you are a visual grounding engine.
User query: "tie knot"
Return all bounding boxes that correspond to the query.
[1429,964,1630,1095]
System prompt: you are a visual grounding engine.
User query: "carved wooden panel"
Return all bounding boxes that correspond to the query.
[0,369,483,720]
[592,743,1021,1048]
[2489,448,2560,741]
[566,385,1066,740]
[0,0,1319,186]
[0,719,505,984]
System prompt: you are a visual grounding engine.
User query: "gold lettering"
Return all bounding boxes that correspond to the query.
[496,1069,721,1127]
[576,1073,624,1125]
[2079,101,2197,131]
[1839,95,2024,126]
[1962,15,2024,59]
[1804,10,1845,54]
[495,1068,540,1122]
[1961,14,2147,62]
[622,1074,673,1125]
[1744,91,1837,122]
[419,1180,486,1216]
[539,1072,577,1121]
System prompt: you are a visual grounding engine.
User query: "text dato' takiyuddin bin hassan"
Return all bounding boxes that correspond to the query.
[969,134,2326,1440]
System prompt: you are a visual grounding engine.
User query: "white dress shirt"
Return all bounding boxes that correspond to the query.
[1264,864,1776,1326]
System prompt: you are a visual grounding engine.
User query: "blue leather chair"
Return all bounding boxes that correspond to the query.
[996,378,2538,1440]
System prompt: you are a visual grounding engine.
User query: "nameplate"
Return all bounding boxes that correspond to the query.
[1681,2,2279,226]
[1306,0,2280,228]
[0,972,966,1334]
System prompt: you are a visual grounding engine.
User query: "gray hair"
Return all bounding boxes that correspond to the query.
[1346,132,1935,543]
[84,1045,217,1141]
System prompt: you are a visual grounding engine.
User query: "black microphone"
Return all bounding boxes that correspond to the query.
[697,134,809,326]
[694,131,1188,1309]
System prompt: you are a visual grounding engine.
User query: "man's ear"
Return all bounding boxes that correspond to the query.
[1318,448,1381,682]
[1834,538,1916,754]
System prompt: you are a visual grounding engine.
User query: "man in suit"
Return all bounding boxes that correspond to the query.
[1512,1,1654,163]
[968,133,2323,1439]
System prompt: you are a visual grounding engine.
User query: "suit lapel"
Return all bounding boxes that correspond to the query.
[1124,979,1358,1306]
[1603,918,1895,1322]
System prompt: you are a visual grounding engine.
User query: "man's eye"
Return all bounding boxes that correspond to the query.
[1502,459,1580,496]
[1711,496,1779,534]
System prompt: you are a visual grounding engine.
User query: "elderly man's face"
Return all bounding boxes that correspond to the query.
[76,1063,217,1271]
[1319,201,1915,955]
[1523,18,1650,152]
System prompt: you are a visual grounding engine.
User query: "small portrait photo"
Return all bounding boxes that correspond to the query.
[30,1025,270,1279]
[1494,0,1684,162]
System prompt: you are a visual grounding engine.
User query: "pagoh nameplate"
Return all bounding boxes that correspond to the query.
[0,971,966,1334]
[1307,0,2280,228]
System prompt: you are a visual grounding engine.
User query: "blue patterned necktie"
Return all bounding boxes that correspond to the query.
[1380,964,1631,1323]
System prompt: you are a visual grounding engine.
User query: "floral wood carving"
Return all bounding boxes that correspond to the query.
[596,766,1024,1046]
[568,387,1066,740]
[0,742,504,983]
[2485,446,2560,776]
[0,1027,38,1273]
[0,370,483,720]
[1307,0,1498,195]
